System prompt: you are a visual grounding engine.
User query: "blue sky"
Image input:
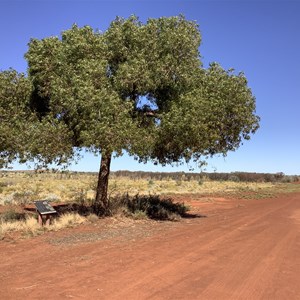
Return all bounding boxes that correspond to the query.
[1,0,299,175]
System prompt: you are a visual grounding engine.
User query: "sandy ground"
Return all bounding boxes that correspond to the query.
[1,192,300,299]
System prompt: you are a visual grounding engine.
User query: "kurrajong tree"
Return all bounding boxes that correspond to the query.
[2,15,259,214]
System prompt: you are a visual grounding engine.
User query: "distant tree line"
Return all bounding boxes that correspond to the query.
[111,170,299,183]
[0,170,298,183]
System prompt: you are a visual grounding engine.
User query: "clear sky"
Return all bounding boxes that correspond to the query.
[1,0,299,175]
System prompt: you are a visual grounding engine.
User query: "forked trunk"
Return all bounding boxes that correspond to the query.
[93,152,112,215]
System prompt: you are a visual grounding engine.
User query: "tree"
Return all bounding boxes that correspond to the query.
[21,15,258,214]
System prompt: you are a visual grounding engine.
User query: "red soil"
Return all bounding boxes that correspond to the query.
[1,193,300,299]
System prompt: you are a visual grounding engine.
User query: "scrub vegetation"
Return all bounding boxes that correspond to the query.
[1,170,296,206]
[1,170,298,239]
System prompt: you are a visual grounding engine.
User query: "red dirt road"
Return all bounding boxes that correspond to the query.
[1,193,300,299]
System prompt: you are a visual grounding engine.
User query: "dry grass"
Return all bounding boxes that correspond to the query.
[0,172,95,205]
[0,216,41,237]
[0,171,277,206]
[108,177,275,196]
[51,213,86,231]
[0,213,87,238]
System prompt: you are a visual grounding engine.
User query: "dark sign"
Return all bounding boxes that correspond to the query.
[34,200,57,215]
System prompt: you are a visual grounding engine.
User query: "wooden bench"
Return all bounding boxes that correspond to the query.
[34,200,57,226]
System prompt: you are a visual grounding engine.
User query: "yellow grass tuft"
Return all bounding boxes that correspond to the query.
[51,213,86,231]
[0,216,41,236]
[0,213,86,238]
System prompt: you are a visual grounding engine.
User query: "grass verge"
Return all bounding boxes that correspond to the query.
[0,212,87,239]
[0,194,189,239]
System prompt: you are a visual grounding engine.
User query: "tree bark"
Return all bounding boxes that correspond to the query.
[93,152,112,215]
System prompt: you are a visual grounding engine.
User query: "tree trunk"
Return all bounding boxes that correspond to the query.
[93,152,112,215]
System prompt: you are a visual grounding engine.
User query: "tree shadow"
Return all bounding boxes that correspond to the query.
[24,195,207,222]
[182,212,207,219]
[24,202,92,217]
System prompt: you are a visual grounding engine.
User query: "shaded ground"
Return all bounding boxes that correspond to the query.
[1,192,300,299]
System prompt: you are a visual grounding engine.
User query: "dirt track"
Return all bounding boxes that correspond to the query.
[1,193,300,299]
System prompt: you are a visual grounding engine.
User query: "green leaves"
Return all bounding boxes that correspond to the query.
[0,70,31,167]
[150,62,260,165]
[1,15,259,170]
[0,69,75,168]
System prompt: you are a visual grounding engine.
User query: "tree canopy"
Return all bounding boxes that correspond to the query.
[1,15,259,212]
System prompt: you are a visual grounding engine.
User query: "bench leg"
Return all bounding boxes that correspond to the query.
[38,214,43,226]
[45,216,51,226]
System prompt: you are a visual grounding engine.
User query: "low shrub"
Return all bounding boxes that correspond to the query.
[0,181,13,188]
[86,213,99,223]
[281,175,299,183]
[12,191,35,205]
[0,208,26,223]
[107,193,129,215]
[228,175,240,182]
[124,194,188,221]
[98,194,188,220]
[148,179,154,186]
[129,210,148,220]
